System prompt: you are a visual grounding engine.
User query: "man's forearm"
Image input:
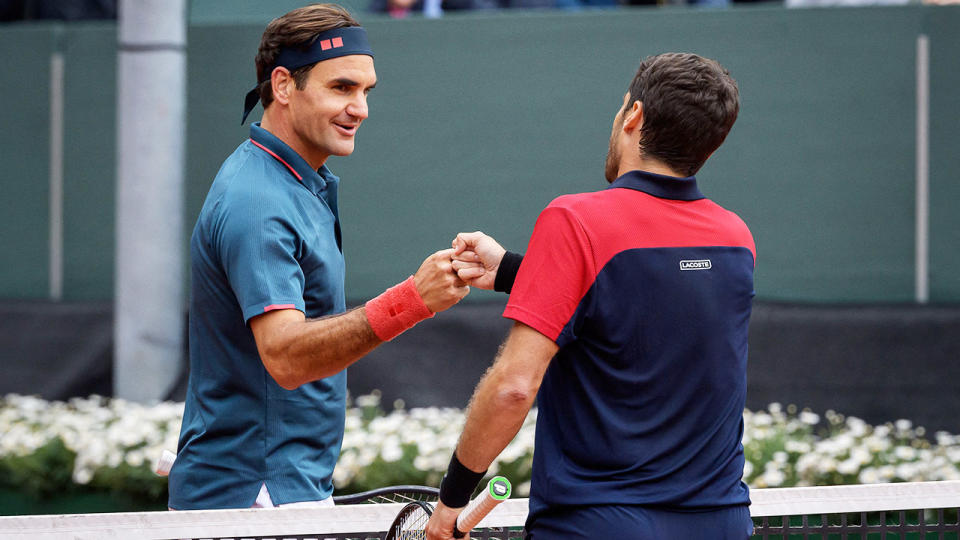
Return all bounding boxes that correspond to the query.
[255,255,464,389]
[455,360,536,472]
[255,306,383,389]
[452,323,555,472]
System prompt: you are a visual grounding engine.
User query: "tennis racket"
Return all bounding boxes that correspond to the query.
[384,476,512,540]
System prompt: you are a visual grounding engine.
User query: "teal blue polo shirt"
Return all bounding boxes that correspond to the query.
[169,123,347,509]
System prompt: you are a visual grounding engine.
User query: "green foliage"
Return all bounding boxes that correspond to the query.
[0,438,76,499]
[89,463,168,503]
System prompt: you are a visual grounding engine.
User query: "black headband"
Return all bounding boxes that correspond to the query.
[241,26,374,125]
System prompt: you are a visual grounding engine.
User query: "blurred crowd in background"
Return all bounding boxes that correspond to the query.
[2,0,957,24]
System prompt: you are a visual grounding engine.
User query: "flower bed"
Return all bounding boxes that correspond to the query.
[2,392,959,511]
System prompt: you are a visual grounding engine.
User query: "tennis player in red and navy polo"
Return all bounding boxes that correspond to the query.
[426,53,755,539]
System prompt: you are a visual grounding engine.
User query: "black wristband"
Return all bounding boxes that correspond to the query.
[494,251,524,294]
[439,451,486,508]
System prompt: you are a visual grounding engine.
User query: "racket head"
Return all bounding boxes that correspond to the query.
[384,500,434,540]
[332,485,439,505]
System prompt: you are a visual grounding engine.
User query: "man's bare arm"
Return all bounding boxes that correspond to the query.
[456,322,557,471]
[250,306,379,389]
[250,248,469,390]
[424,322,557,540]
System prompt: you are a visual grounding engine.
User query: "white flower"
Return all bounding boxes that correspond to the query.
[858,468,880,484]
[380,436,404,463]
[865,435,891,453]
[817,458,838,474]
[837,459,860,475]
[850,447,872,466]
[785,440,811,454]
[762,465,785,487]
[894,446,918,461]
[125,450,146,468]
[752,413,773,427]
[846,417,869,437]
[355,392,381,409]
[72,467,94,485]
[896,463,919,481]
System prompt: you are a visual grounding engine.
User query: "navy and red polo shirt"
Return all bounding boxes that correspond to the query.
[503,170,755,521]
[169,123,347,510]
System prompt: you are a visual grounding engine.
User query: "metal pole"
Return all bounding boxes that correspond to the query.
[114,0,187,402]
[49,50,64,301]
[915,34,930,305]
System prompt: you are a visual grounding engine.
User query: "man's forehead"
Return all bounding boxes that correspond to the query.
[311,55,376,82]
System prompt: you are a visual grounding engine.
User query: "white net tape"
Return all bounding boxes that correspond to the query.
[1,481,958,539]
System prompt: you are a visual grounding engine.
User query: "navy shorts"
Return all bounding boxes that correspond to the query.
[526,504,753,540]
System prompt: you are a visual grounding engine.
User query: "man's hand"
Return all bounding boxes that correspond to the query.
[424,500,463,540]
[450,232,506,290]
[414,248,470,312]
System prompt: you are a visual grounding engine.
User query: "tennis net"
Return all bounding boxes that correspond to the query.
[0,481,958,539]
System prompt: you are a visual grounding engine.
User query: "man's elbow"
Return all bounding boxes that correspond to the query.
[494,384,537,411]
[260,352,303,390]
[273,372,302,391]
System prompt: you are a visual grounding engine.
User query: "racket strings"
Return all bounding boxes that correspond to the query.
[396,506,431,539]
[375,492,435,504]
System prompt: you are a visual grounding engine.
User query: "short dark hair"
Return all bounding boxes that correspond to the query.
[626,53,739,176]
[254,4,360,109]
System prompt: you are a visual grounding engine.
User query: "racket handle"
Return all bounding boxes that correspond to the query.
[453,476,512,538]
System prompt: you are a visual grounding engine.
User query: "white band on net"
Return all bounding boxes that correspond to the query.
[2,481,960,539]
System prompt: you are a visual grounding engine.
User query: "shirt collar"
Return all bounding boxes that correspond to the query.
[607,169,704,201]
[249,122,339,196]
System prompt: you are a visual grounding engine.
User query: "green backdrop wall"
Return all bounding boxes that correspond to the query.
[1,5,958,303]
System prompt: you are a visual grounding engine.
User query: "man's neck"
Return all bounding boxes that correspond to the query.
[619,155,684,178]
[260,113,328,171]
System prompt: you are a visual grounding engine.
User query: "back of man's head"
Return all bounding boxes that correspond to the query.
[254,4,360,110]
[626,53,739,177]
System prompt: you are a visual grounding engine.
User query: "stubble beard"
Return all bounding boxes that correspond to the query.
[604,133,620,183]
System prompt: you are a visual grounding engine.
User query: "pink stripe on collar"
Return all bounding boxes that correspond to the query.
[250,139,303,182]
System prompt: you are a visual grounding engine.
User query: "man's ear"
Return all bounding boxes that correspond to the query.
[271,67,294,106]
[622,100,643,131]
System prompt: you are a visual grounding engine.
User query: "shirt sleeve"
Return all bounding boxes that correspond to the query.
[503,204,595,342]
[214,196,306,323]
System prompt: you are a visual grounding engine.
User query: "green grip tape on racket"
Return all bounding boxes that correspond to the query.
[453,476,512,538]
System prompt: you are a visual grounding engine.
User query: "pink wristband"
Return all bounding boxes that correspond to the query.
[365,276,435,341]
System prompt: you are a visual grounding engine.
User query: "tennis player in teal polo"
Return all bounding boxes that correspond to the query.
[168,5,469,510]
